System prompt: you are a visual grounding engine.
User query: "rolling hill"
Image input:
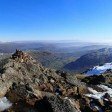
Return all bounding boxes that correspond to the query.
[27,50,77,70]
[64,48,112,73]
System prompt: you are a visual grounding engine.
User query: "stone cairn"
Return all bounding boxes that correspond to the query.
[11,49,31,62]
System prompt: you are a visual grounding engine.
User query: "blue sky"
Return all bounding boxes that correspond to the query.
[0,0,112,42]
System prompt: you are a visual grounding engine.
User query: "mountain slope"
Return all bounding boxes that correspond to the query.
[0,50,112,112]
[28,50,76,70]
[64,48,112,72]
[0,50,86,112]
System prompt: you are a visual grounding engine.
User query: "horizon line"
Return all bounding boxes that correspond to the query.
[0,39,112,44]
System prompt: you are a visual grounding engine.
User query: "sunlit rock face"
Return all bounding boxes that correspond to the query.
[0,97,12,111]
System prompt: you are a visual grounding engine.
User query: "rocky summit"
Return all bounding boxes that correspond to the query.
[0,50,111,112]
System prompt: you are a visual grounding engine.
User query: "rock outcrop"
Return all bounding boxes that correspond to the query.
[0,50,112,112]
[0,50,86,112]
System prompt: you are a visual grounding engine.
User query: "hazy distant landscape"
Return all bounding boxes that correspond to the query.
[0,41,112,73]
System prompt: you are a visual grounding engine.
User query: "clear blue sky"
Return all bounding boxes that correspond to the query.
[0,0,112,42]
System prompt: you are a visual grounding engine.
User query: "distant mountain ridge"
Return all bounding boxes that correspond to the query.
[0,41,109,53]
[0,42,111,74]
[64,48,112,73]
